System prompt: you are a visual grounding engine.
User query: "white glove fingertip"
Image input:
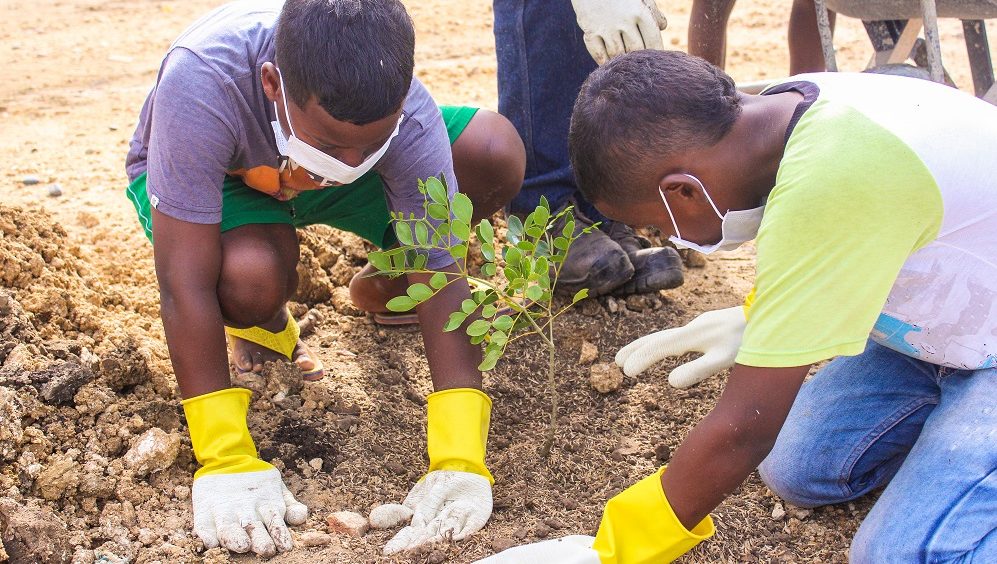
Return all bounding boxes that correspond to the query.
[636,13,665,50]
[258,504,294,552]
[281,485,309,525]
[247,521,277,557]
[370,503,413,529]
[216,519,252,554]
[582,34,609,65]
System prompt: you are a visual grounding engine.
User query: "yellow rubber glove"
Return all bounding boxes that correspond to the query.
[182,388,307,556]
[593,467,714,563]
[427,387,494,483]
[375,388,494,555]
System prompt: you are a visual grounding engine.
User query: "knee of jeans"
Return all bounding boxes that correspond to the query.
[758,445,847,508]
[850,514,921,563]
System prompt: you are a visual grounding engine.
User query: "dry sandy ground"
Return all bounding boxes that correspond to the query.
[1,1,992,563]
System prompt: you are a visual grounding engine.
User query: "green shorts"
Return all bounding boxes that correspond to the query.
[126,105,479,247]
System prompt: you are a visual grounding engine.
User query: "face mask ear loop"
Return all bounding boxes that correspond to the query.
[658,186,683,239]
[275,68,298,139]
[684,173,725,220]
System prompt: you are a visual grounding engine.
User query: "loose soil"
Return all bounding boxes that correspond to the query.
[1,1,992,563]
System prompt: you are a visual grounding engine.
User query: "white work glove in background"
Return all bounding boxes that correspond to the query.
[192,468,308,556]
[615,306,747,388]
[474,535,600,564]
[371,470,493,555]
[570,0,668,65]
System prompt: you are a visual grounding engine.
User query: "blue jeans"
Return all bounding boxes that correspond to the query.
[759,341,997,562]
[493,0,604,221]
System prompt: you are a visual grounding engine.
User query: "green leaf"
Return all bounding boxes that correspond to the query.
[491,330,508,347]
[413,253,428,270]
[391,252,406,271]
[507,215,524,243]
[385,295,417,312]
[553,236,570,251]
[470,334,486,345]
[505,246,522,270]
[478,348,502,371]
[534,205,550,229]
[534,256,549,276]
[443,311,467,331]
[415,221,429,246]
[449,243,468,261]
[516,240,535,253]
[451,219,471,242]
[451,192,474,224]
[526,285,543,302]
[482,262,497,277]
[426,176,448,204]
[461,299,477,314]
[504,267,521,283]
[481,242,495,262]
[477,219,494,244]
[406,283,433,302]
[538,195,551,212]
[493,315,514,332]
[562,219,575,239]
[466,319,491,337]
[428,203,449,221]
[482,304,497,318]
[417,179,427,195]
[526,226,544,239]
[572,289,589,304]
[368,251,391,272]
[394,222,413,246]
[429,272,448,289]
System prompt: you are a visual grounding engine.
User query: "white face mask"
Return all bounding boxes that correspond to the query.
[271,69,401,186]
[658,173,765,254]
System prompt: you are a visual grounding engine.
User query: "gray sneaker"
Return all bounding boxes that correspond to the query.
[601,220,684,295]
[550,202,634,297]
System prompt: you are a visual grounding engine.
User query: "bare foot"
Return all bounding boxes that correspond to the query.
[231,336,323,380]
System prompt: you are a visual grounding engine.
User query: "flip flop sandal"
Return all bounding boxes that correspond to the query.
[225,310,324,381]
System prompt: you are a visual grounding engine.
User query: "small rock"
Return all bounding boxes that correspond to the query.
[654,443,671,462]
[512,527,528,539]
[0,497,72,563]
[771,502,786,520]
[578,299,603,317]
[534,523,551,538]
[589,363,624,394]
[47,183,62,198]
[490,537,516,553]
[21,175,41,185]
[790,507,812,520]
[122,428,181,477]
[137,528,158,546]
[577,341,598,365]
[299,531,333,547]
[606,297,620,314]
[625,294,653,312]
[681,249,707,268]
[326,511,369,537]
[369,504,411,529]
[428,550,447,564]
[543,517,566,530]
[330,286,363,316]
[307,457,323,472]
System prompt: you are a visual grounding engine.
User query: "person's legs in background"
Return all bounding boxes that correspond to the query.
[788,0,833,74]
[493,0,683,297]
[688,0,738,68]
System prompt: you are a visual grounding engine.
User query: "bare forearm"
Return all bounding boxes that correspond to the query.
[159,288,231,398]
[412,266,482,392]
[662,364,810,529]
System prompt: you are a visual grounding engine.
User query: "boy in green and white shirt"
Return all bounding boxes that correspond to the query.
[480,52,997,562]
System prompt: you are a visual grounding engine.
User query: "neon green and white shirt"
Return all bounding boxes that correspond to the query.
[737,72,997,370]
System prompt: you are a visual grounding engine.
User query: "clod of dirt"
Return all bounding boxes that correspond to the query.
[98,338,151,391]
[0,497,72,563]
[0,388,23,461]
[490,537,516,553]
[35,449,81,501]
[680,248,707,268]
[654,442,671,462]
[326,511,369,537]
[578,341,598,365]
[0,360,94,406]
[330,286,363,316]
[123,427,180,477]
[589,363,623,394]
[369,504,412,529]
[299,531,333,547]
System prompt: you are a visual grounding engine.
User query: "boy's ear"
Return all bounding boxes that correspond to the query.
[659,172,699,201]
[260,62,280,103]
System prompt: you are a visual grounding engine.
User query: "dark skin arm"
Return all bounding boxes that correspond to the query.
[662,363,811,529]
[411,265,482,392]
[151,208,231,399]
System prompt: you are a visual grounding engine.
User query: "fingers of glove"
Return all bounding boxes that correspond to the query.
[245,519,277,557]
[447,502,489,540]
[280,483,308,525]
[615,325,696,367]
[619,333,705,377]
[258,503,294,552]
[635,12,665,50]
[643,0,669,29]
[668,348,737,389]
[215,514,252,554]
[370,503,414,529]
[620,21,648,53]
[601,31,627,60]
[383,523,439,555]
[582,34,609,65]
[192,509,220,549]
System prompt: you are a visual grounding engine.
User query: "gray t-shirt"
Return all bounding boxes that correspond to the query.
[126,0,457,267]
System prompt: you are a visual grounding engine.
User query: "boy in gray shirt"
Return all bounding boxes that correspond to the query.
[126,0,524,556]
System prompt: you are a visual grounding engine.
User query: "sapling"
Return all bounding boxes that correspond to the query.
[368,175,593,457]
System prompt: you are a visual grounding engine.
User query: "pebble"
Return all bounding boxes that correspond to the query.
[299,531,333,547]
[47,183,62,197]
[21,175,41,185]
[512,526,528,539]
[307,457,323,472]
[589,363,624,394]
[491,537,516,553]
[122,428,180,477]
[534,523,551,538]
[606,297,620,314]
[654,442,672,462]
[771,502,786,520]
[577,341,598,365]
[326,511,369,537]
[543,517,566,530]
[428,550,447,564]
